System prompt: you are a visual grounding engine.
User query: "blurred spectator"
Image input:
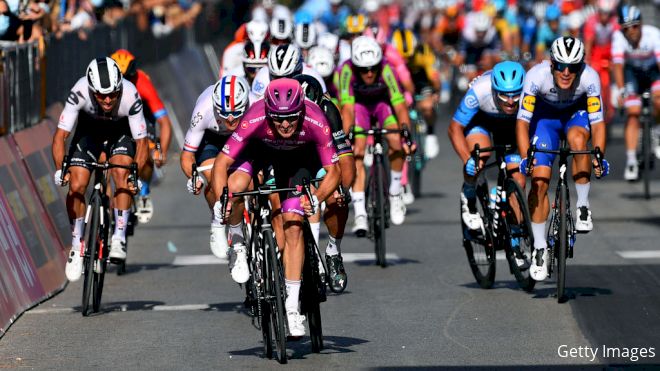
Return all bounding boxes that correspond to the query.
[0,0,23,41]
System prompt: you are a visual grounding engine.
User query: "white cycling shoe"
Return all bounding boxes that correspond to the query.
[624,162,639,181]
[530,248,549,281]
[402,184,415,205]
[210,224,229,259]
[109,236,127,262]
[136,196,154,224]
[460,193,484,232]
[389,193,406,225]
[363,147,374,167]
[575,206,593,233]
[425,135,440,159]
[229,243,249,284]
[65,245,84,282]
[287,311,306,337]
[352,214,368,236]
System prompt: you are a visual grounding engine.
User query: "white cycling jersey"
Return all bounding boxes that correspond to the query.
[249,64,327,104]
[183,85,233,153]
[221,42,245,77]
[517,61,604,125]
[58,77,147,139]
[611,25,660,70]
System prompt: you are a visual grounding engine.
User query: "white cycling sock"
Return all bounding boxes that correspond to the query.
[389,170,403,195]
[326,235,341,256]
[575,182,590,208]
[71,217,84,247]
[229,223,244,245]
[284,279,301,313]
[310,222,321,247]
[626,150,637,165]
[113,209,129,242]
[531,222,547,250]
[352,191,366,217]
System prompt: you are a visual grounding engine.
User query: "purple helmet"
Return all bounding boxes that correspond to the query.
[265,78,305,119]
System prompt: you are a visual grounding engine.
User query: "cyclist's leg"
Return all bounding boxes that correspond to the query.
[351,103,370,228]
[652,79,660,158]
[108,134,137,244]
[378,103,404,195]
[623,66,643,178]
[459,120,491,230]
[566,111,594,231]
[225,161,253,283]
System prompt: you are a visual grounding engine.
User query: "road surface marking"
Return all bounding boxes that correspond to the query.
[617,250,660,259]
[172,254,228,265]
[339,253,401,263]
[152,304,210,311]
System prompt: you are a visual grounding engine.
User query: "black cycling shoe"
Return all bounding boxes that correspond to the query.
[325,254,347,293]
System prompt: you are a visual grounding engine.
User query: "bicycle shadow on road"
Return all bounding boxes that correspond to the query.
[460,280,537,293]
[72,300,166,315]
[107,263,185,276]
[530,286,613,302]
[227,335,369,360]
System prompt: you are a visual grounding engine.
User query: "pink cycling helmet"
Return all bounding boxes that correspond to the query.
[265,78,305,118]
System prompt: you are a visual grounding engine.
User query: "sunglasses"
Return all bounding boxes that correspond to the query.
[357,65,380,74]
[245,65,261,74]
[552,62,583,74]
[218,110,243,120]
[496,92,521,103]
[623,24,641,31]
[94,91,120,100]
[271,112,302,123]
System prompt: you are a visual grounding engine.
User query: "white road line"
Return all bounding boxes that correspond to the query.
[27,307,75,314]
[340,253,401,263]
[617,250,660,259]
[172,254,228,265]
[152,304,210,311]
[471,251,507,261]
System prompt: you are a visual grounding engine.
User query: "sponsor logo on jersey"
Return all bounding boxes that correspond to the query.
[129,98,143,115]
[587,97,601,113]
[67,91,79,105]
[254,81,265,93]
[323,126,330,135]
[191,112,203,127]
[522,95,536,112]
[464,93,479,109]
[231,132,244,142]
[222,144,230,154]
[249,115,265,124]
[332,131,344,140]
[241,121,249,129]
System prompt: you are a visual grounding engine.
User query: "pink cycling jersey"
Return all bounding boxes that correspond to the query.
[222,99,339,167]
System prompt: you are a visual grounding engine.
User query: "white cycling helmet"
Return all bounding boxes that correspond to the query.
[597,0,617,13]
[270,15,293,41]
[212,75,250,118]
[268,43,303,78]
[246,20,269,45]
[351,36,382,68]
[567,11,584,30]
[307,46,336,78]
[87,57,123,95]
[550,36,585,64]
[317,32,339,55]
[363,0,379,13]
[472,11,492,32]
[294,22,317,50]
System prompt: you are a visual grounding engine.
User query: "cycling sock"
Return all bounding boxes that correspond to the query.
[113,209,129,242]
[229,223,244,245]
[71,217,84,247]
[531,222,547,250]
[389,170,403,195]
[326,235,340,256]
[626,150,637,165]
[352,191,366,216]
[310,222,321,247]
[140,179,150,197]
[284,279,301,313]
[575,182,590,208]
[462,182,477,211]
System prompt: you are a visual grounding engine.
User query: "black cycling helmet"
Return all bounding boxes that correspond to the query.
[293,74,323,105]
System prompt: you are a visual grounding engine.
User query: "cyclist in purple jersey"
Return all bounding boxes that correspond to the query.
[339,36,414,234]
[212,78,341,337]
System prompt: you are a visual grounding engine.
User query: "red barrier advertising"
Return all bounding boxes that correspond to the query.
[0,136,66,337]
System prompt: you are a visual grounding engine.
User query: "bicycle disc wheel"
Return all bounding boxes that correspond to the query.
[503,179,536,292]
[375,159,387,267]
[82,201,100,317]
[556,182,568,303]
[642,117,651,199]
[264,231,287,364]
[462,183,496,289]
[302,224,323,353]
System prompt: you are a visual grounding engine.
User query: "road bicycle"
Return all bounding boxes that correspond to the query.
[60,156,138,316]
[527,142,603,302]
[638,90,654,199]
[461,144,535,291]
[408,107,427,197]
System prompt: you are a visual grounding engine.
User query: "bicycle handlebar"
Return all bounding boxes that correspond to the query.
[527,144,604,177]
[60,155,138,185]
[470,144,516,173]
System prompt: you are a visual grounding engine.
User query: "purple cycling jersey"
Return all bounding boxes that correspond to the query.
[222,99,339,167]
[338,58,406,107]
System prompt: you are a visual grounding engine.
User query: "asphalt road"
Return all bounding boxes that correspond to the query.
[1,106,659,370]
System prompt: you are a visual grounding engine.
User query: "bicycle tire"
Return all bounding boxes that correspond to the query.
[462,182,496,289]
[302,224,323,353]
[411,118,425,198]
[556,182,568,303]
[92,208,109,313]
[375,157,387,267]
[81,199,100,317]
[264,230,287,364]
[503,179,536,292]
[642,116,651,199]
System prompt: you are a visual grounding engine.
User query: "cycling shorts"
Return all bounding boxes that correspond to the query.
[464,111,520,165]
[68,113,136,170]
[194,131,252,175]
[353,101,397,137]
[530,109,591,168]
[624,65,660,108]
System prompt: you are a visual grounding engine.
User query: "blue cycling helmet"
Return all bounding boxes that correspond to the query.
[294,9,314,25]
[618,5,641,27]
[545,4,561,21]
[491,61,525,94]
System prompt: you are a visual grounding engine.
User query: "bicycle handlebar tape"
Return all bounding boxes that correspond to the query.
[527,146,535,175]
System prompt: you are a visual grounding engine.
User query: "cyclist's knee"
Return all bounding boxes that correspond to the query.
[530,177,549,194]
[626,105,641,116]
[568,132,588,150]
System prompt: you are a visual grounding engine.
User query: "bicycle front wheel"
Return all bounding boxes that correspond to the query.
[556,182,569,303]
[503,179,536,292]
[81,200,100,317]
[92,208,109,312]
[374,158,387,267]
[264,230,287,364]
[302,223,323,353]
[462,183,496,289]
[642,116,651,199]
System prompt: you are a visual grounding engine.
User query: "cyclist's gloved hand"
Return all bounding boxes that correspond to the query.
[593,158,610,179]
[186,176,205,194]
[519,157,532,176]
[54,169,66,186]
[464,157,477,176]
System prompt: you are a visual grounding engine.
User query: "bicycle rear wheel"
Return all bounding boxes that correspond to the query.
[81,200,100,317]
[302,223,323,353]
[410,117,425,197]
[462,182,496,289]
[92,213,109,313]
[371,159,387,267]
[556,182,569,303]
[503,179,536,292]
[642,116,651,199]
[264,230,287,364]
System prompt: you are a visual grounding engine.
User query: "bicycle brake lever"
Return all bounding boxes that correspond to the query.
[594,147,604,179]
[221,186,229,222]
[473,144,481,173]
[527,146,536,175]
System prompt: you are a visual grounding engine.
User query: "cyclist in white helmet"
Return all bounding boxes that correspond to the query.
[307,45,339,102]
[516,36,609,281]
[270,14,294,45]
[294,22,317,58]
[54,57,149,281]
[180,75,253,284]
[221,19,269,77]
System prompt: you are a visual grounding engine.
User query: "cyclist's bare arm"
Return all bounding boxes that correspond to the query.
[613,62,624,92]
[135,138,149,171]
[180,150,196,178]
[211,152,236,202]
[315,163,341,202]
[392,101,411,130]
[591,121,607,155]
[516,118,531,161]
[341,103,355,135]
[156,115,172,163]
[52,128,70,170]
[448,120,471,164]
